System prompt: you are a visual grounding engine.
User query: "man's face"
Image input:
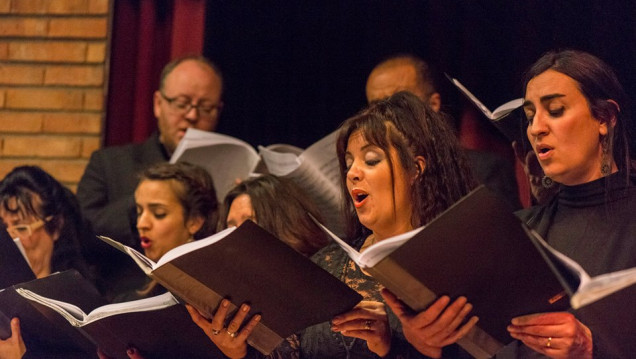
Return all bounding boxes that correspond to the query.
[153,60,223,154]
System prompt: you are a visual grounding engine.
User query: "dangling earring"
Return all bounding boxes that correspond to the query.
[600,134,612,176]
[542,176,555,189]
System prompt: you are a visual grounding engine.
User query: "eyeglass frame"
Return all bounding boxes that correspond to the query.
[6,216,52,239]
[159,91,222,119]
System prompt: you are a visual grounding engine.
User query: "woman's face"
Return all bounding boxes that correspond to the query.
[226,193,256,228]
[0,195,56,252]
[135,179,202,262]
[524,69,610,186]
[345,130,413,240]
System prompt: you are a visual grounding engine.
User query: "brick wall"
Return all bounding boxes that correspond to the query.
[0,0,110,191]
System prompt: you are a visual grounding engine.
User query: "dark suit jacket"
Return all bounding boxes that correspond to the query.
[466,149,521,210]
[76,132,168,298]
[77,132,168,247]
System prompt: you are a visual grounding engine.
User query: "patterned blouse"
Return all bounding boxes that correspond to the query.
[262,237,428,359]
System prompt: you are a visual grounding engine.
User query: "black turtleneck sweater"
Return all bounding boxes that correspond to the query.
[500,172,636,358]
[519,172,636,276]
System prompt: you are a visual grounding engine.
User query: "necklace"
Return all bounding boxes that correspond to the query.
[339,333,357,359]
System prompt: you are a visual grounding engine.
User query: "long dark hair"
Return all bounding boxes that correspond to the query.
[523,49,632,175]
[0,166,90,275]
[139,162,218,239]
[336,91,477,240]
[219,174,328,257]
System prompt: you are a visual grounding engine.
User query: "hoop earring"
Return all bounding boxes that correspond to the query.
[542,176,555,189]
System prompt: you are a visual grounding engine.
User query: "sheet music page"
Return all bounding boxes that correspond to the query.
[360,226,425,268]
[533,227,636,308]
[98,235,155,274]
[491,98,524,120]
[258,146,301,175]
[157,226,237,266]
[170,129,260,201]
[17,290,179,326]
[310,215,361,265]
[447,75,523,121]
[262,130,345,236]
[572,267,636,309]
[448,76,494,119]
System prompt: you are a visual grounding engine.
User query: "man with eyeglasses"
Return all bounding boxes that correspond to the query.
[76,56,223,299]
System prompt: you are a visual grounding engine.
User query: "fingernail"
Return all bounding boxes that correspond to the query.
[242,304,250,312]
[127,347,136,355]
[331,325,339,331]
[254,314,261,322]
[222,300,229,307]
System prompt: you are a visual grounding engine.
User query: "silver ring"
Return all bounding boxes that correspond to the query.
[364,320,373,330]
[211,328,221,335]
[227,330,238,338]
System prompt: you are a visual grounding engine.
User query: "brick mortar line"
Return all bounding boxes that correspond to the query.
[0,36,108,41]
[0,61,106,66]
[0,14,108,19]
[0,85,105,89]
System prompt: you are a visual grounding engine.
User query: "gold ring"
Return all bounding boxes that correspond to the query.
[227,330,238,338]
[364,320,373,330]
[546,336,552,348]
[211,328,221,335]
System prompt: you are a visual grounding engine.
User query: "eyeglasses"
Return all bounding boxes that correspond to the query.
[160,92,221,119]
[6,217,51,238]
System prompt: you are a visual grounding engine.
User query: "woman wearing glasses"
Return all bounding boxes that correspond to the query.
[0,166,93,358]
[0,166,91,280]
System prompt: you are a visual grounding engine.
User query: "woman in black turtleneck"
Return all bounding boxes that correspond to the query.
[501,50,636,359]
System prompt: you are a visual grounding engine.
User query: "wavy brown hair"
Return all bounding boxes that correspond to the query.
[336,91,477,240]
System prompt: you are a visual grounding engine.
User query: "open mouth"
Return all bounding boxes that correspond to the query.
[351,189,369,208]
[140,237,152,249]
[535,144,553,159]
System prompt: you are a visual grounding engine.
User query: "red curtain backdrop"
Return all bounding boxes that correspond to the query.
[105,0,206,146]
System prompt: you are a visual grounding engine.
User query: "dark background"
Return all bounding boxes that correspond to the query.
[203,1,636,149]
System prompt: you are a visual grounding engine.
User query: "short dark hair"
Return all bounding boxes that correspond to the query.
[158,55,224,94]
[219,174,329,257]
[337,91,476,240]
[523,49,632,173]
[139,162,218,239]
[0,166,89,274]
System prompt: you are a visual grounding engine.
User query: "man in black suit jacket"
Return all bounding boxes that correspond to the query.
[366,54,521,209]
[76,56,224,298]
